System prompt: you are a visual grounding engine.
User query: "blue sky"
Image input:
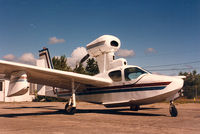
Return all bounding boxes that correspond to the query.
[0,0,200,75]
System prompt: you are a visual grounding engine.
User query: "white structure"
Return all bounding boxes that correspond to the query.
[0,60,40,102]
[0,79,35,102]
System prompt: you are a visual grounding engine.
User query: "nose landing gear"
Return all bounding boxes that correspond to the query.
[169,101,178,117]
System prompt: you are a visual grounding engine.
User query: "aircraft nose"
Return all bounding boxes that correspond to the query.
[172,77,184,90]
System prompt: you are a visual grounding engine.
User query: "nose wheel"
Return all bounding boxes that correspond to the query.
[169,101,178,117]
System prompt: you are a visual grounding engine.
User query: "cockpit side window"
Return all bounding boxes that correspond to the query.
[109,70,122,82]
[125,67,146,81]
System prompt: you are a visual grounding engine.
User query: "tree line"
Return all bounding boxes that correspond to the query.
[52,55,99,76]
[179,70,200,99]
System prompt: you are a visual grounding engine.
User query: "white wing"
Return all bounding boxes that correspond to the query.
[0,60,112,89]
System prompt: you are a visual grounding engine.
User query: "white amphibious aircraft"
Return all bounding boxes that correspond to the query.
[0,35,185,117]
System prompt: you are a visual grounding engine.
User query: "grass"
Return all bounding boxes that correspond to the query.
[174,97,200,104]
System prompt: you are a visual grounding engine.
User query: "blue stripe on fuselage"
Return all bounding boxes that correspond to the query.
[58,86,166,97]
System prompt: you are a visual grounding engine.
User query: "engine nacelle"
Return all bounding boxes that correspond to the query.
[86,35,123,73]
[7,71,29,97]
[86,35,121,57]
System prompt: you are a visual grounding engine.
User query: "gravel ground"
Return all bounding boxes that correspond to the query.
[0,102,199,134]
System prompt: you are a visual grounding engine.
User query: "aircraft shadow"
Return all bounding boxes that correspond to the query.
[3,106,57,110]
[0,107,165,118]
[0,110,65,118]
[139,107,161,110]
[76,108,165,117]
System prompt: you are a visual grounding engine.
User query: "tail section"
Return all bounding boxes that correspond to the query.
[37,47,57,97]
[38,47,54,69]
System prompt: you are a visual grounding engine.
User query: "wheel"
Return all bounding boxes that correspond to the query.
[65,103,76,115]
[130,105,140,111]
[169,104,178,117]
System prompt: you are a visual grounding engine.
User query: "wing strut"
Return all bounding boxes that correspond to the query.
[64,79,77,114]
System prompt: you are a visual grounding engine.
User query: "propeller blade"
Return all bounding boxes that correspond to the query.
[80,54,90,64]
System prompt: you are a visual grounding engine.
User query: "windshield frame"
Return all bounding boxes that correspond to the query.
[124,66,149,81]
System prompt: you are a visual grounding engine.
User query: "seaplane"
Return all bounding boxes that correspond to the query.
[0,35,185,117]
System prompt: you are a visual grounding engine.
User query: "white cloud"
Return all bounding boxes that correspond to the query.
[19,53,36,65]
[116,49,135,58]
[3,54,16,61]
[2,53,37,65]
[48,37,65,44]
[145,48,156,54]
[67,47,88,68]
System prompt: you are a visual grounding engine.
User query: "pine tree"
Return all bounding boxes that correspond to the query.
[52,55,71,71]
[73,63,86,74]
[86,58,99,75]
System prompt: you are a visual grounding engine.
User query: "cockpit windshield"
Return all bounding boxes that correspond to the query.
[124,67,147,81]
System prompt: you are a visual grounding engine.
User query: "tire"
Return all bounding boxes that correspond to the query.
[65,103,76,115]
[169,104,178,117]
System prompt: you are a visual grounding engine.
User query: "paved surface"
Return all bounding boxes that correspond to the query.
[0,102,199,134]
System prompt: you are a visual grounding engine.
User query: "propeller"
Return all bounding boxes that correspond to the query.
[80,54,90,64]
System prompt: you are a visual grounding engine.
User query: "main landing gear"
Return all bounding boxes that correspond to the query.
[65,97,76,114]
[64,79,77,115]
[169,100,178,117]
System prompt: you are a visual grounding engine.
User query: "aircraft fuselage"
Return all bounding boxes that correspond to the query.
[57,65,184,108]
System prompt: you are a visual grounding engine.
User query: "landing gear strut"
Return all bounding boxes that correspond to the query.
[64,79,76,115]
[169,101,178,117]
[130,105,140,111]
